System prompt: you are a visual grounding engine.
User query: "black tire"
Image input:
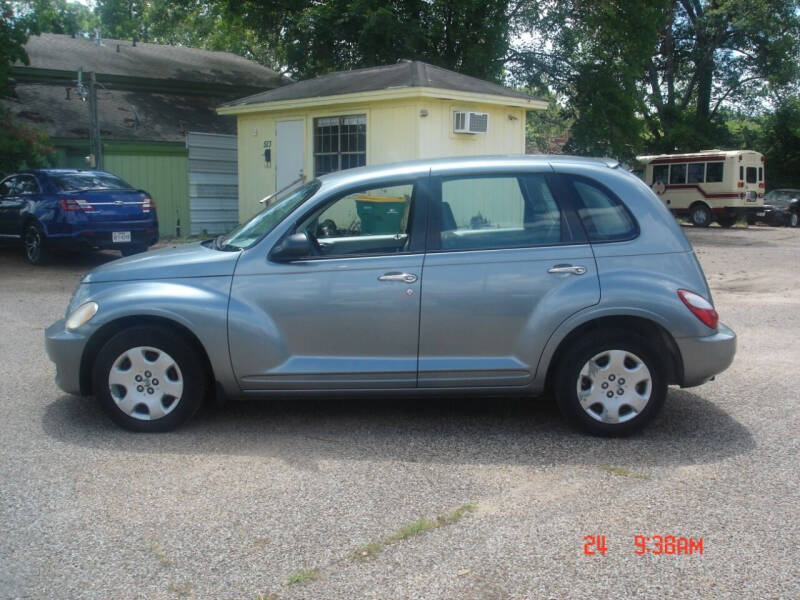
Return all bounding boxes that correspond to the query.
[554,332,667,437]
[790,212,799,228]
[23,222,49,265]
[120,244,148,257]
[717,215,737,228]
[92,325,206,432]
[688,203,712,228]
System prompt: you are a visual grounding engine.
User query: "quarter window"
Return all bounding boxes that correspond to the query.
[571,178,637,242]
[687,163,705,183]
[706,162,724,183]
[436,174,566,251]
[669,163,687,184]
[313,115,366,176]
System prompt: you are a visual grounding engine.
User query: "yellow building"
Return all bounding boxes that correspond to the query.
[218,60,547,222]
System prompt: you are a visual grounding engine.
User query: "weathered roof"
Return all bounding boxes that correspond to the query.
[3,83,234,142]
[223,60,542,108]
[18,33,289,89]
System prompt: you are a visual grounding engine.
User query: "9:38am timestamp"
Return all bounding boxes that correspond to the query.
[584,535,703,555]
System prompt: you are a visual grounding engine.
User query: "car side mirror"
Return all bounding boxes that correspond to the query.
[270,232,312,262]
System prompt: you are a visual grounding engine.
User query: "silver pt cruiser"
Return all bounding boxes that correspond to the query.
[45,156,736,436]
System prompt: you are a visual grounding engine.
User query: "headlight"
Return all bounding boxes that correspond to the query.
[65,302,98,330]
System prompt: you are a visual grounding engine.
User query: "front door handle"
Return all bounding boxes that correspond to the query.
[548,264,587,276]
[378,272,418,283]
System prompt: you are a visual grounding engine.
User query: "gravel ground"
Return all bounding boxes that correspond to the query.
[1,226,798,600]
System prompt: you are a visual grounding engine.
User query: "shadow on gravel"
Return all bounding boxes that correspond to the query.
[42,389,754,469]
[0,245,118,270]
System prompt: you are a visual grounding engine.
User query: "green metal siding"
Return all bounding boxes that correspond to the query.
[51,139,191,237]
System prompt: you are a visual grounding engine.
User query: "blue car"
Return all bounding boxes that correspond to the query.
[0,169,159,265]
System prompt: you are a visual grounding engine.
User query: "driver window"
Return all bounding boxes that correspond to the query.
[0,177,16,197]
[298,182,415,257]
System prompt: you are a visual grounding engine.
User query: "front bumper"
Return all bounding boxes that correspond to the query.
[676,322,737,388]
[45,319,89,395]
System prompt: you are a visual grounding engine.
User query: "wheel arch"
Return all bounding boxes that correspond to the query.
[543,314,684,393]
[79,315,216,397]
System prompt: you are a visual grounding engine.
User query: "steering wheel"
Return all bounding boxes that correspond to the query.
[318,219,338,238]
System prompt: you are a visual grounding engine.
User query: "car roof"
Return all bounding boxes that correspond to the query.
[316,154,620,187]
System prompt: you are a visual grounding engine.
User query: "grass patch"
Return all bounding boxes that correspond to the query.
[254,593,281,600]
[147,542,174,567]
[351,503,478,560]
[599,465,650,479]
[287,568,319,586]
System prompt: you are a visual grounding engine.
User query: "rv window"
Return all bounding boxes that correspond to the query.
[758,167,763,182]
[739,166,744,180]
[706,162,724,183]
[670,163,687,184]
[652,164,669,184]
[746,167,757,184]
[687,163,705,183]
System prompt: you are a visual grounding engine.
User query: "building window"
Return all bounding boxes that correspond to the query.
[313,115,366,176]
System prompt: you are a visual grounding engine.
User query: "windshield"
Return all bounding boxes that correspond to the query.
[766,191,798,207]
[52,172,133,192]
[220,181,321,250]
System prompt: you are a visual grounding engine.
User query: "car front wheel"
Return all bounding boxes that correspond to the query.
[790,212,799,228]
[689,203,712,227]
[92,326,206,432]
[23,223,49,265]
[555,333,667,436]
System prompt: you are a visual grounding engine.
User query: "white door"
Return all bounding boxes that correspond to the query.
[276,120,305,191]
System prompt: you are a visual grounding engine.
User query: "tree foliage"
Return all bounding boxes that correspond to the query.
[1,0,53,175]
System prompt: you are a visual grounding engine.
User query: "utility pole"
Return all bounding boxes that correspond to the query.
[76,67,102,169]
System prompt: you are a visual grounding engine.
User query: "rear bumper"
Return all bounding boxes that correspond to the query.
[45,319,89,395]
[47,223,159,250]
[676,322,737,388]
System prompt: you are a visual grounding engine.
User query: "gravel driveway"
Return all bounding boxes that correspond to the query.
[1,226,798,600]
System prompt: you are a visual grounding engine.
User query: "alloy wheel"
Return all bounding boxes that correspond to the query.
[24,227,41,263]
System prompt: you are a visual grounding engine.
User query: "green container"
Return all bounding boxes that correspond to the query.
[355,195,407,234]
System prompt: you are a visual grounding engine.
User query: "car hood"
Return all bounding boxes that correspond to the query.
[82,242,241,283]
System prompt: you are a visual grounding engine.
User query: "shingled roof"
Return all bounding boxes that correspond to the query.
[223,60,541,108]
[18,33,289,89]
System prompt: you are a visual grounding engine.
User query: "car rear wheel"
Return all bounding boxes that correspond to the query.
[23,223,49,265]
[555,332,667,436]
[689,203,712,227]
[790,212,799,228]
[92,326,206,432]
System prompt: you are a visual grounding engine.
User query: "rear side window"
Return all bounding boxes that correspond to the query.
[52,172,133,192]
[0,177,16,196]
[706,162,724,183]
[687,163,705,183]
[436,174,568,251]
[570,178,638,243]
[669,163,687,184]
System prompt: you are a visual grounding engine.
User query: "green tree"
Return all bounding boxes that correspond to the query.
[1,1,53,175]
[94,0,146,40]
[24,0,98,36]
[515,0,800,158]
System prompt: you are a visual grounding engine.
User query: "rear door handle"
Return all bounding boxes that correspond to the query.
[378,272,418,283]
[548,264,587,276]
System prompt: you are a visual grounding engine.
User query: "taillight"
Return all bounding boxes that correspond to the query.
[60,197,94,211]
[142,197,155,212]
[678,289,718,329]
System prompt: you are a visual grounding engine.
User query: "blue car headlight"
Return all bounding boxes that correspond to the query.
[65,302,98,330]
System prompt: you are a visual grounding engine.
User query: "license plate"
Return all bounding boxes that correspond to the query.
[756,212,765,217]
[112,231,131,243]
